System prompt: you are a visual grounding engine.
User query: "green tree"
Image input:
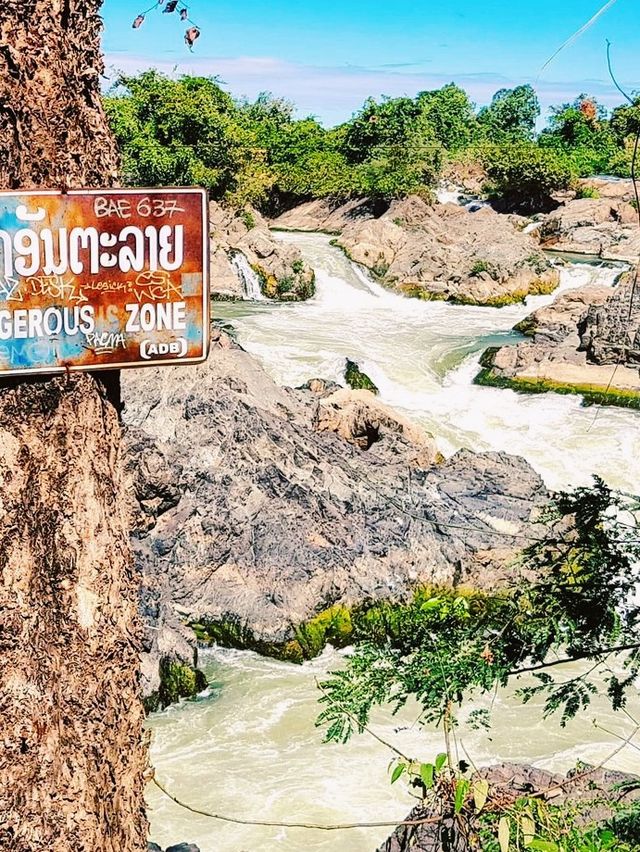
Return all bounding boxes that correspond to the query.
[105,71,273,205]
[318,481,640,849]
[478,84,540,141]
[341,95,423,164]
[539,95,619,176]
[417,83,479,150]
[483,141,573,212]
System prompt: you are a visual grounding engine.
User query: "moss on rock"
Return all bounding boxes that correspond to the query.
[190,589,499,665]
[344,359,379,394]
[144,658,208,713]
[475,363,640,410]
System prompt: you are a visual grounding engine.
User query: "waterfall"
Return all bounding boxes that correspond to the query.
[231,252,266,301]
[217,232,638,495]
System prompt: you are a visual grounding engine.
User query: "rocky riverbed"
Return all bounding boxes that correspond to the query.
[274,195,558,306]
[209,202,315,301]
[122,327,548,705]
[477,272,640,407]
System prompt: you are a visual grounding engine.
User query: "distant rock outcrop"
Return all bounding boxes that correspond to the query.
[209,202,315,301]
[123,328,548,670]
[540,197,640,262]
[477,277,640,408]
[336,196,559,306]
[271,197,381,233]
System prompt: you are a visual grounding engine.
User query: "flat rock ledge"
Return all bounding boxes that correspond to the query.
[476,276,640,409]
[379,763,640,852]
[540,197,640,263]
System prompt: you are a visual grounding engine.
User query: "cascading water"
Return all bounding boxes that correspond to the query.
[230,251,266,301]
[148,233,640,852]
[215,232,638,494]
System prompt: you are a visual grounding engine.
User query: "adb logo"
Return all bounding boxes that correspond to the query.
[140,338,188,360]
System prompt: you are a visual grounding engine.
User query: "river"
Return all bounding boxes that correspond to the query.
[147,234,640,851]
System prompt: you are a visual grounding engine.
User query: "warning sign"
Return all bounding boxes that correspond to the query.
[0,187,209,376]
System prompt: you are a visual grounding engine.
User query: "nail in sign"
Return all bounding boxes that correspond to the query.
[0,187,209,376]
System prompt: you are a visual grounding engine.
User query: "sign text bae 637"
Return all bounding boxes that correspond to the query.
[0,187,209,376]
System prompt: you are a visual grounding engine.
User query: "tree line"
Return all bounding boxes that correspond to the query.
[105,71,640,214]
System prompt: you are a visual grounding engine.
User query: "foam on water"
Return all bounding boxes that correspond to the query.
[147,235,639,851]
[215,233,638,493]
[147,648,640,852]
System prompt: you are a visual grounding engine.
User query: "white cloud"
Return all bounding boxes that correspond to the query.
[104,52,640,126]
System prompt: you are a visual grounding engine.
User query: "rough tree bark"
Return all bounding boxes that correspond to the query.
[0,2,147,850]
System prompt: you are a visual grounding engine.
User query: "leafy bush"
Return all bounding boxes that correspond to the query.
[575,185,601,199]
[483,142,573,212]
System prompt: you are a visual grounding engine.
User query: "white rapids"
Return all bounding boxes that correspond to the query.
[147,232,640,852]
[215,232,639,494]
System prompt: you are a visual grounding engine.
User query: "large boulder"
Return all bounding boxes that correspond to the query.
[271,197,381,233]
[209,202,315,301]
[123,329,548,658]
[540,197,640,261]
[337,196,559,306]
[312,386,441,465]
[477,277,640,407]
[580,273,640,365]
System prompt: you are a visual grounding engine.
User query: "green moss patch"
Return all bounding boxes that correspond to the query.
[144,658,208,713]
[191,589,499,665]
[475,363,640,410]
[344,359,379,394]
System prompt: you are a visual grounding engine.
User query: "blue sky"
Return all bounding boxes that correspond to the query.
[102,0,640,126]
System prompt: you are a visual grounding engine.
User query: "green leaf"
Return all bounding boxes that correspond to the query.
[520,815,535,847]
[498,816,510,852]
[391,763,406,784]
[435,752,448,773]
[527,841,558,852]
[473,779,489,813]
[420,763,435,789]
[454,779,469,814]
[420,598,442,611]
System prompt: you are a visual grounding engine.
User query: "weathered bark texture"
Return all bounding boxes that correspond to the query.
[0,1,147,850]
[0,377,147,851]
[0,1,119,189]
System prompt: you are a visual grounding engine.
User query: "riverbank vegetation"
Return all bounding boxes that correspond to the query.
[316,480,640,850]
[104,71,640,214]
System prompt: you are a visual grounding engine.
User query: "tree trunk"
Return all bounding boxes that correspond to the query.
[0,0,119,189]
[0,2,147,850]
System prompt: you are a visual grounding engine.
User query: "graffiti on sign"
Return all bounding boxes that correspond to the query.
[0,188,209,376]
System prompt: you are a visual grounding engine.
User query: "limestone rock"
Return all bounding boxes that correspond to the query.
[477,278,640,405]
[541,197,640,262]
[337,196,559,306]
[313,387,441,465]
[209,202,314,301]
[271,197,381,233]
[123,329,548,655]
[580,273,640,365]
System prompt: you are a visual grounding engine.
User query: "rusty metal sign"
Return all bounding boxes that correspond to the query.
[0,188,209,376]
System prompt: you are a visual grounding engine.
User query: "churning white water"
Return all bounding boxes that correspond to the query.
[217,232,639,494]
[147,648,639,852]
[230,251,266,301]
[147,233,640,852]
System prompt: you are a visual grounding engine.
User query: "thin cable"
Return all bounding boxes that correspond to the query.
[606,40,634,106]
[538,0,621,78]
[152,776,442,830]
